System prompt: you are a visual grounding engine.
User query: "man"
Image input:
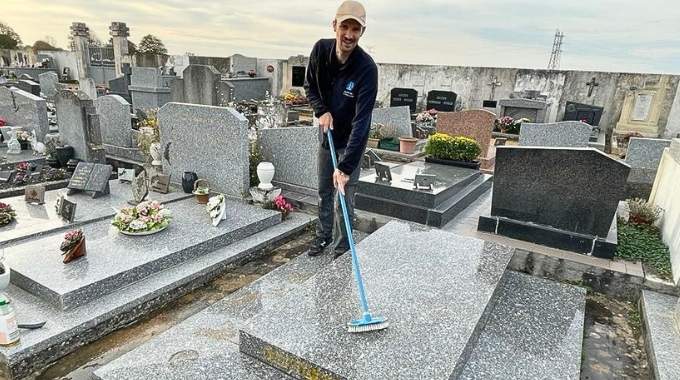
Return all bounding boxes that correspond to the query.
[305,0,378,257]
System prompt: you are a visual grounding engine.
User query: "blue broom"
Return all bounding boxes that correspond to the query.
[327,130,388,333]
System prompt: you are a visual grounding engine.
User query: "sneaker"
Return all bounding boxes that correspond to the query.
[308,237,332,257]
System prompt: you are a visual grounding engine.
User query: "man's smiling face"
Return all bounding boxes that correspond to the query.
[334,18,363,55]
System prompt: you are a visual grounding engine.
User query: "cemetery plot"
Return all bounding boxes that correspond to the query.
[5,198,281,310]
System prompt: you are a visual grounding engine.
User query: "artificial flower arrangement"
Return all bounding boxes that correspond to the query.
[0,202,16,227]
[206,193,227,227]
[264,194,293,220]
[16,130,32,142]
[112,200,172,235]
[60,229,86,263]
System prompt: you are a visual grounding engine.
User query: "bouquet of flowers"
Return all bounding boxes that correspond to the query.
[16,131,32,142]
[112,200,172,233]
[60,229,86,263]
[494,116,529,134]
[273,194,293,219]
[0,203,16,227]
[415,110,436,125]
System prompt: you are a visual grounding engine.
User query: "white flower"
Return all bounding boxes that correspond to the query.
[129,220,146,231]
[159,208,172,219]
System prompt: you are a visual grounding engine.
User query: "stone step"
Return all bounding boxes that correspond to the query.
[93,238,342,380]
[458,271,586,379]
[1,179,191,245]
[5,197,281,310]
[641,290,680,380]
[239,221,514,380]
[0,213,315,380]
[355,173,492,227]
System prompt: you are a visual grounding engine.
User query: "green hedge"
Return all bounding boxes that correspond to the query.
[424,133,481,162]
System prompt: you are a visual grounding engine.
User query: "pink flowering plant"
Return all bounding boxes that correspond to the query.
[0,202,16,227]
[15,161,29,172]
[112,200,172,233]
[60,229,83,253]
[265,195,294,219]
[494,116,529,134]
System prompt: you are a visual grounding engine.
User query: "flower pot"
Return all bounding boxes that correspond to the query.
[0,261,10,290]
[399,137,418,154]
[367,138,380,149]
[63,238,86,264]
[149,142,162,166]
[182,172,198,193]
[193,178,210,204]
[55,146,74,167]
[257,162,275,190]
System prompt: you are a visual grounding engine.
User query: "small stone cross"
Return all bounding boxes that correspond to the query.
[487,76,502,100]
[586,77,599,97]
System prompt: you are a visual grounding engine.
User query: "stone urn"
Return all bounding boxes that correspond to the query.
[399,137,418,154]
[257,162,275,190]
[149,142,162,166]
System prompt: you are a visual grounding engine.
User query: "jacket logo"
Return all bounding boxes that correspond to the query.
[343,81,355,98]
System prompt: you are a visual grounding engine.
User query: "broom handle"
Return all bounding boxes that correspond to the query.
[327,131,371,316]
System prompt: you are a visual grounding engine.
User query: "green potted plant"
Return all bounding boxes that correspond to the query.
[368,123,383,149]
[193,179,210,204]
[424,133,482,169]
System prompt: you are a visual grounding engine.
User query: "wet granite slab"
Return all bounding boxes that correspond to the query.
[459,271,585,380]
[240,221,514,379]
[641,290,680,380]
[94,247,334,380]
[356,161,481,208]
[5,198,281,310]
[1,180,191,245]
[0,213,314,380]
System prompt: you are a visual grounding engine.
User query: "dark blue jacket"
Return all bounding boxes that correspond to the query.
[304,38,378,175]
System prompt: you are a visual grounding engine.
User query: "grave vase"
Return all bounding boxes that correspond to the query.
[182,172,198,193]
[257,162,275,190]
[55,146,74,167]
[149,142,162,167]
[399,137,418,154]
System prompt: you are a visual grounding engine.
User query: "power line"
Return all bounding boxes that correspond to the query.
[547,29,564,71]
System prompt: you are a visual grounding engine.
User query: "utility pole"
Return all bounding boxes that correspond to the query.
[547,29,564,71]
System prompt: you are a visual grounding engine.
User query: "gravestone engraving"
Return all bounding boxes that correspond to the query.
[426,90,457,112]
[389,88,418,114]
[414,173,436,190]
[25,185,45,204]
[129,170,148,205]
[632,94,653,121]
[375,163,392,182]
[67,162,112,198]
[150,174,171,194]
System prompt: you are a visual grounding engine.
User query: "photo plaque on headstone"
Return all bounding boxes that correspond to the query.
[67,162,112,198]
[129,170,149,205]
[55,194,77,223]
[25,185,46,204]
[375,163,392,182]
[118,167,135,183]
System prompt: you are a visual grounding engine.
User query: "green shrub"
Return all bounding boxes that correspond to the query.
[424,133,481,161]
[616,221,672,279]
[626,198,661,225]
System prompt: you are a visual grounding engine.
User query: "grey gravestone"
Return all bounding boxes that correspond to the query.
[223,77,269,102]
[499,98,548,123]
[54,90,106,162]
[258,126,318,190]
[519,121,592,148]
[17,80,41,96]
[159,102,249,198]
[371,106,413,138]
[390,88,418,114]
[130,170,148,205]
[181,65,220,106]
[625,137,672,170]
[94,95,133,148]
[0,86,49,142]
[80,78,97,100]
[129,67,173,111]
[108,76,131,103]
[67,162,112,197]
[495,138,507,146]
[39,72,60,98]
[563,101,603,126]
[426,90,457,112]
[375,162,392,182]
[490,146,629,238]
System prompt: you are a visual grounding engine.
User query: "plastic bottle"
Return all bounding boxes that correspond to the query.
[0,296,20,345]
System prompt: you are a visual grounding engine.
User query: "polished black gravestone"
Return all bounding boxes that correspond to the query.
[426,90,457,112]
[563,101,603,126]
[355,161,492,227]
[478,146,630,258]
[389,87,418,114]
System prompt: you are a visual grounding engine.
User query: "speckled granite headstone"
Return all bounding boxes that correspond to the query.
[95,95,134,148]
[0,86,49,142]
[625,137,671,169]
[437,109,496,157]
[55,90,106,162]
[371,106,412,138]
[159,102,249,197]
[182,65,220,106]
[519,121,592,148]
[39,71,60,98]
[259,126,318,190]
[492,146,630,237]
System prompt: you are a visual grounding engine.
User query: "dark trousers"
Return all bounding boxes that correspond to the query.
[317,146,361,250]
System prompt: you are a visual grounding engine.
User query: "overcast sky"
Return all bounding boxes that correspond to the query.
[4,0,680,74]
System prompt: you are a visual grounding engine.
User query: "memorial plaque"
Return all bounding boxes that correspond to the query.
[150,174,171,194]
[390,88,418,114]
[375,163,392,182]
[25,185,45,204]
[483,100,497,108]
[67,162,94,190]
[414,173,436,190]
[55,194,77,223]
[118,167,135,183]
[84,164,112,193]
[494,138,507,146]
[130,170,149,205]
[68,162,112,197]
[426,90,457,112]
[632,94,653,121]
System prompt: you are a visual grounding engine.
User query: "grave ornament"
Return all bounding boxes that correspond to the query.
[67,162,112,198]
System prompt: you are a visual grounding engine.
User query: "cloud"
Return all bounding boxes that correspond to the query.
[2,0,680,74]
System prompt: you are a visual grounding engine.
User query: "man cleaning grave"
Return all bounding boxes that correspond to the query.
[305,0,378,258]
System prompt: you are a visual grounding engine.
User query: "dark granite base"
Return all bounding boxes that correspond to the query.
[478,214,618,258]
[425,156,481,169]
